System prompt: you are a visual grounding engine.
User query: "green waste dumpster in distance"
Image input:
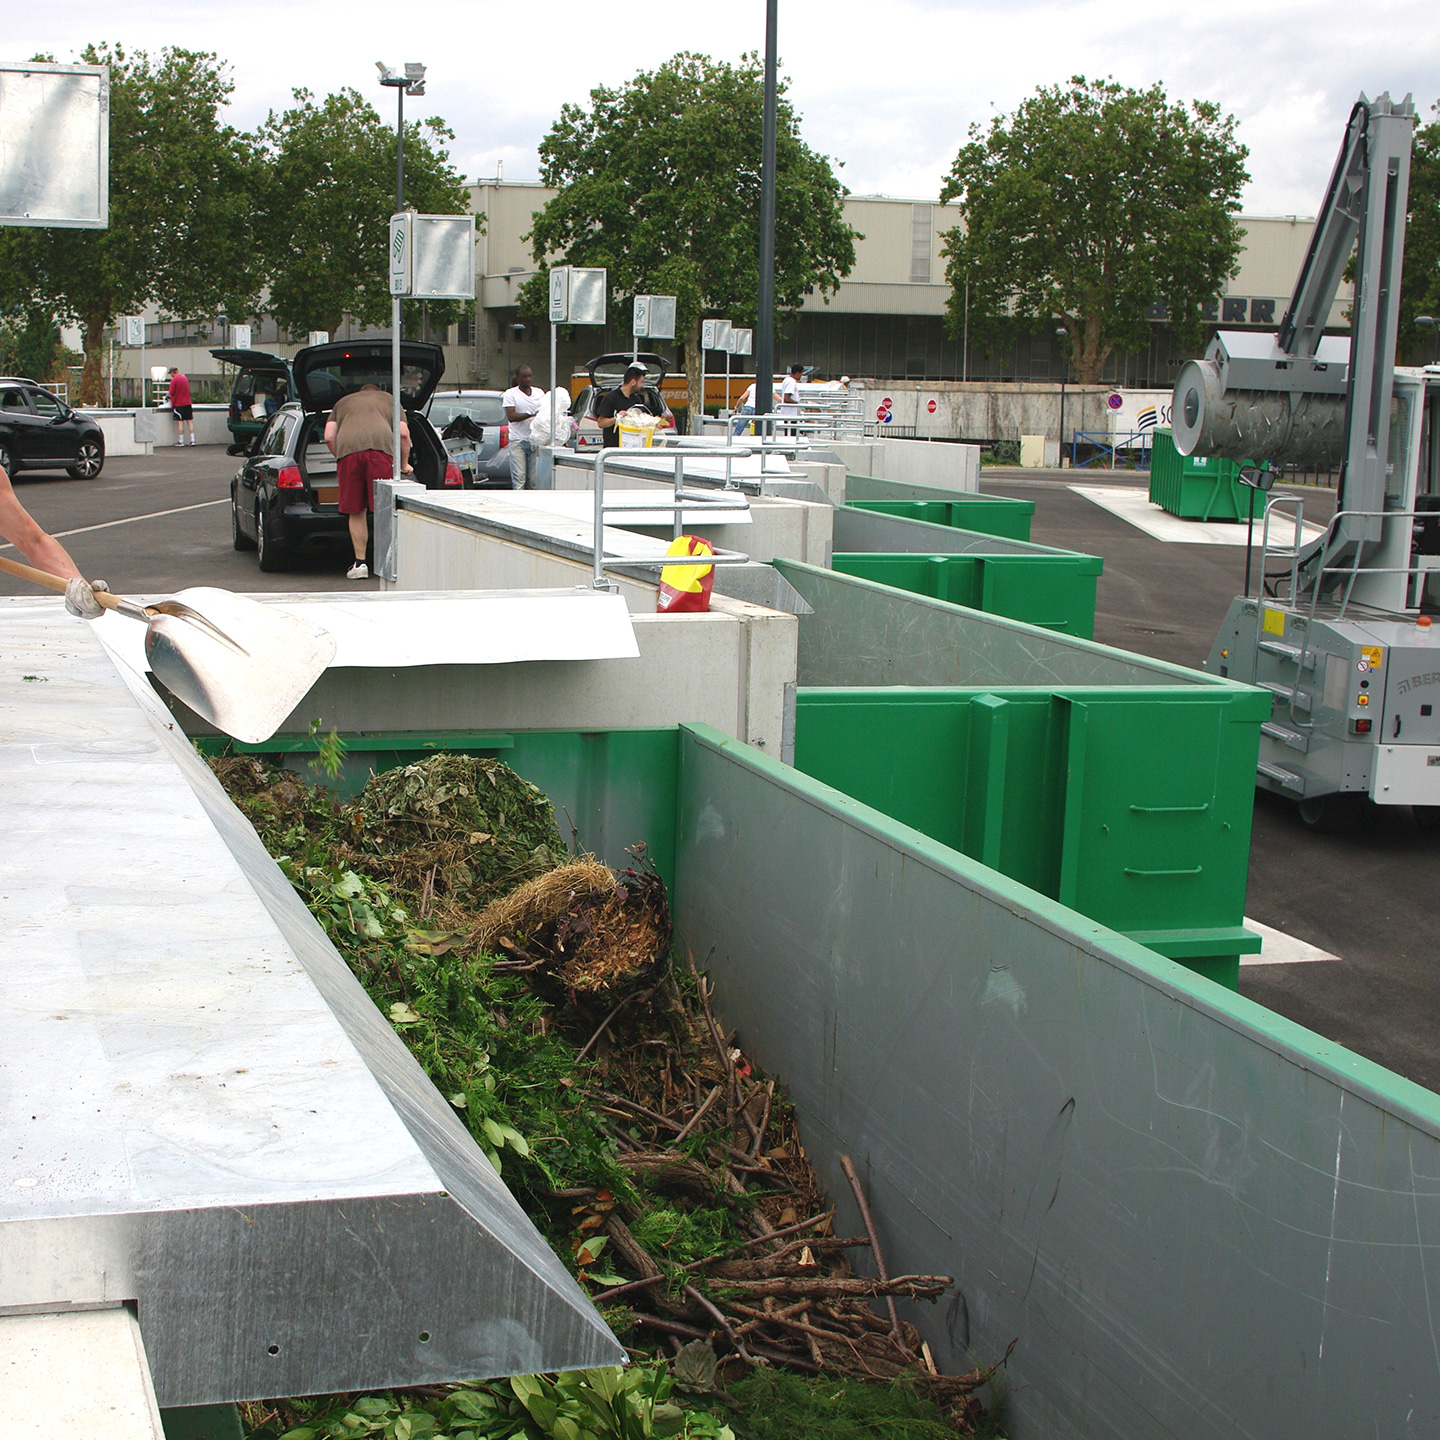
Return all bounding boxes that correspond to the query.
[845,494,1035,542]
[1149,428,1258,522]
[830,552,1102,638]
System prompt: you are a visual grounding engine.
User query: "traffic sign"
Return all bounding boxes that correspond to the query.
[927,399,937,414]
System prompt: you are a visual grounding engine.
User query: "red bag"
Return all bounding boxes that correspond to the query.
[657,535,716,613]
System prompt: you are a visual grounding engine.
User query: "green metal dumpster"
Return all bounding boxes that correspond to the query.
[772,561,1268,985]
[830,553,1102,638]
[1148,428,1257,522]
[845,494,1034,541]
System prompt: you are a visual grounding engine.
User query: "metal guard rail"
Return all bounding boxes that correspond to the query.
[552,446,757,591]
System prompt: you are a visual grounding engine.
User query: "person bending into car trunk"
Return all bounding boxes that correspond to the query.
[325,384,410,581]
[594,364,651,447]
[0,463,109,618]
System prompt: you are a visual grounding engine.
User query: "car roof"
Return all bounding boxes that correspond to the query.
[0,376,43,386]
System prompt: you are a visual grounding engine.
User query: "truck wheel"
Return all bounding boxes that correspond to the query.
[1298,794,1363,833]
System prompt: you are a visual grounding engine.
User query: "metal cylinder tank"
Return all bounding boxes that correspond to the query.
[1171,358,1346,468]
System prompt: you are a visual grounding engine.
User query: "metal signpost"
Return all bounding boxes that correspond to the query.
[729,328,752,431]
[390,210,475,477]
[549,266,608,452]
[701,319,731,432]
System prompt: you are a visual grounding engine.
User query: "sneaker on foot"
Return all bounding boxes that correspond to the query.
[346,561,369,580]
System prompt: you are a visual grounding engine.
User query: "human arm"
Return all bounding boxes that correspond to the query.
[399,419,412,475]
[323,418,339,455]
[0,466,83,579]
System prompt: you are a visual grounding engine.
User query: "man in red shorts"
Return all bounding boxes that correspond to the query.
[324,384,410,580]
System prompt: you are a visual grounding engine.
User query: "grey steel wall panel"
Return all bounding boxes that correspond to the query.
[777,561,1211,688]
[673,724,1440,1439]
[832,505,1069,557]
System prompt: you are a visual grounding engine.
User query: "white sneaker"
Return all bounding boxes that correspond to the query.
[346,561,369,580]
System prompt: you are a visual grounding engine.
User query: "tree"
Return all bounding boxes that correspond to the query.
[517,53,857,422]
[0,309,64,383]
[253,89,472,341]
[939,77,1249,384]
[1400,103,1440,363]
[0,46,264,403]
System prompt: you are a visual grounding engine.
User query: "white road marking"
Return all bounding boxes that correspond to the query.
[0,498,228,551]
[1069,484,1325,547]
[1241,916,1342,965]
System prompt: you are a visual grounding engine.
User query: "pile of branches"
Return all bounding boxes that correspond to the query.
[562,955,1007,1415]
[209,752,1010,1427]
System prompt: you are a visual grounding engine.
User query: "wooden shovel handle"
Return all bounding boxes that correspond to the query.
[0,553,125,611]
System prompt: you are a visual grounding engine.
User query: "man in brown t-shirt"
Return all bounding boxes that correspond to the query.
[324,384,411,580]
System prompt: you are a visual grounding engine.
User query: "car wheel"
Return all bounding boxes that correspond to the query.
[232,492,256,551]
[255,501,288,572]
[1297,793,1364,833]
[0,442,13,476]
[67,437,105,479]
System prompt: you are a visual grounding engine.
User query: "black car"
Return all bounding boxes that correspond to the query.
[0,378,105,479]
[229,340,461,572]
[211,347,294,455]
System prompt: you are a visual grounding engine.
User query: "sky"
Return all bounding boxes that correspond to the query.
[16,0,1440,216]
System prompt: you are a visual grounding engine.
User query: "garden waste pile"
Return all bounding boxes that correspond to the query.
[209,751,1010,1438]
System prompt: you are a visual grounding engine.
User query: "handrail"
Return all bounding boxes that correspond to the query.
[567,446,758,591]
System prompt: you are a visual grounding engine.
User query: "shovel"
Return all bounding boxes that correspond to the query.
[0,555,337,744]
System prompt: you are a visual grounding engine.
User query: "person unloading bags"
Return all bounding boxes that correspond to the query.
[594,364,651,446]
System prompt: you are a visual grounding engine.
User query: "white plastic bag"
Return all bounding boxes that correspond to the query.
[529,387,576,447]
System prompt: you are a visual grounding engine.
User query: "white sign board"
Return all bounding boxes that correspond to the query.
[308,331,330,347]
[702,319,733,351]
[389,211,412,296]
[409,213,475,299]
[730,328,753,357]
[549,266,606,325]
[231,323,252,351]
[122,316,145,348]
[1104,389,1172,436]
[634,294,676,341]
[0,63,108,229]
[549,267,571,324]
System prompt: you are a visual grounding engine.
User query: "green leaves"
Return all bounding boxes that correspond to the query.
[939,75,1248,382]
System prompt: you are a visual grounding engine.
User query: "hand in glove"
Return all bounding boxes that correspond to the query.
[64,577,110,620]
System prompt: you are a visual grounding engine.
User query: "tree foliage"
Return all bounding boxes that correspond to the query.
[517,53,857,420]
[0,46,264,402]
[1401,103,1440,363]
[939,76,1249,384]
[253,88,473,341]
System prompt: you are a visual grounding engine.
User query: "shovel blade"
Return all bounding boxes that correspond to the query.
[144,588,337,744]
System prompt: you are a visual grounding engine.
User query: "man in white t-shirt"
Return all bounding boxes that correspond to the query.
[777,363,804,434]
[502,366,542,488]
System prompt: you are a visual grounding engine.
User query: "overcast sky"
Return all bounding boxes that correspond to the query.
[15,0,1439,216]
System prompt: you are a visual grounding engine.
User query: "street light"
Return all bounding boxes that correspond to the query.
[377,60,427,483]
[1055,326,1069,468]
[1418,315,1439,365]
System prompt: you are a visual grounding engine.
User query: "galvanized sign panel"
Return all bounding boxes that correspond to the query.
[635,295,676,341]
[567,268,606,325]
[122,316,145,348]
[0,62,108,228]
[409,213,476,300]
[729,327,753,356]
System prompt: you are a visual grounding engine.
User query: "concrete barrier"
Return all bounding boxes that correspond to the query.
[827,438,980,492]
[79,404,232,454]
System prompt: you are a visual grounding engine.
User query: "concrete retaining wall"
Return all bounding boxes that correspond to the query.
[79,404,232,454]
[827,438,980,492]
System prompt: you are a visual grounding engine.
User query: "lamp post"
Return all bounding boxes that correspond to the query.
[753,0,779,433]
[377,60,426,480]
[1055,326,1069,467]
[1418,315,1439,365]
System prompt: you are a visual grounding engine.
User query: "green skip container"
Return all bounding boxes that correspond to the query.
[844,494,1035,542]
[1148,428,1257,522]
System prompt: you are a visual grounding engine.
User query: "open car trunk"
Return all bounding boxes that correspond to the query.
[294,413,445,498]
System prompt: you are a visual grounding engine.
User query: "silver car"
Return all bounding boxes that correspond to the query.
[426,390,512,487]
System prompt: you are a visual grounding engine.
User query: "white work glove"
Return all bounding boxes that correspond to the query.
[64,577,109,620]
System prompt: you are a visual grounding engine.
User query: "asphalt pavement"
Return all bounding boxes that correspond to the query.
[4,450,1437,1091]
[0,445,376,597]
[984,467,1440,1093]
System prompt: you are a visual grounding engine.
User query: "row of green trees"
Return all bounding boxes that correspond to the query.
[0,45,468,402]
[6,46,1435,405]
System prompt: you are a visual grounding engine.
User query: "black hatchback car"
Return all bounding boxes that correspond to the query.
[229,340,462,572]
[0,378,106,479]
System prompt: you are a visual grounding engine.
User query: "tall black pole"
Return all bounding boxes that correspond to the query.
[396,86,405,209]
[754,0,778,423]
